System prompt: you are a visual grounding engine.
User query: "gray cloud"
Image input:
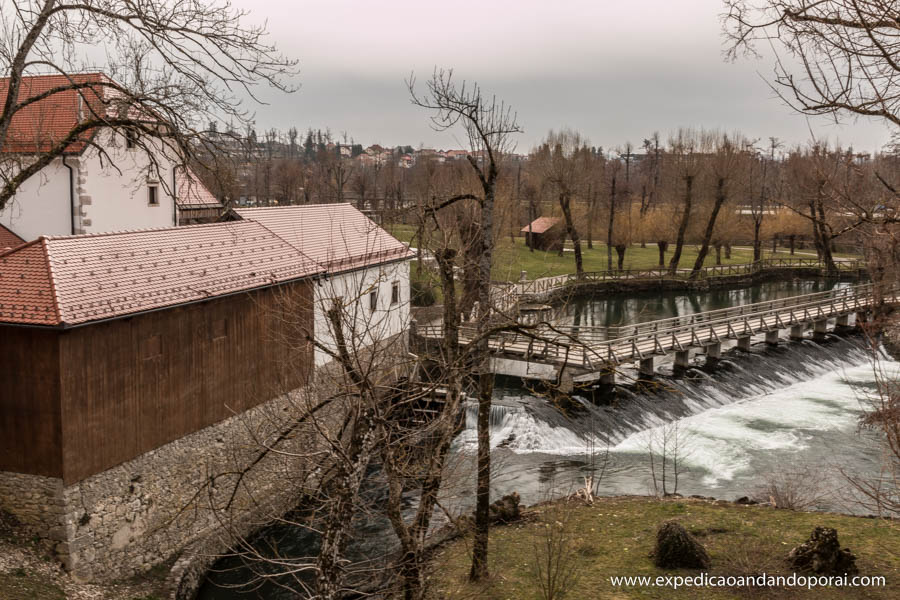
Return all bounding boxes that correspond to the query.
[234,0,891,153]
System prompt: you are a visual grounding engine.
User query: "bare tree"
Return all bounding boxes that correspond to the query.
[534,129,588,278]
[0,0,297,208]
[409,68,520,582]
[724,1,900,128]
[690,132,742,278]
[668,130,700,274]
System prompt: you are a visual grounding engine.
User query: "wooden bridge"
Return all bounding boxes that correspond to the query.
[416,282,893,388]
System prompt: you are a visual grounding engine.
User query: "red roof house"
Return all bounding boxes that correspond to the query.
[521,216,563,251]
[232,203,412,274]
[0,223,24,251]
[0,220,322,327]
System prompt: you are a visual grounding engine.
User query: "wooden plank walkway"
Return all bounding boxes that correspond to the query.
[418,283,893,375]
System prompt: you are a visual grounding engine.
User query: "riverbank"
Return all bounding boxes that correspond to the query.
[0,511,167,600]
[427,495,900,599]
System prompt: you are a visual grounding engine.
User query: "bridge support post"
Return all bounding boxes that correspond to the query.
[674,350,690,371]
[836,314,850,328]
[737,336,752,351]
[790,324,805,340]
[856,311,868,328]
[705,343,721,366]
[599,370,615,387]
[559,369,574,394]
[765,330,779,346]
[813,319,828,342]
[639,357,655,378]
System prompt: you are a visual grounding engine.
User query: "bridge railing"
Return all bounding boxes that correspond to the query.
[513,258,867,296]
[553,283,871,341]
[417,282,893,368]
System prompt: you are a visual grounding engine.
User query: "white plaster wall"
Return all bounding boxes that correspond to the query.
[81,130,177,234]
[313,260,410,366]
[0,129,178,240]
[0,158,71,240]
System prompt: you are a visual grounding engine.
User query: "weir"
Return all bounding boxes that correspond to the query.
[417,283,898,385]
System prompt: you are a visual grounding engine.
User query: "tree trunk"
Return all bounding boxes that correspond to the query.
[607,175,616,271]
[715,243,722,265]
[559,190,584,278]
[668,175,693,274]
[690,177,727,279]
[753,219,762,261]
[789,234,796,255]
[657,240,668,267]
[816,200,838,274]
[615,244,627,271]
[383,251,463,600]
[810,199,824,260]
[586,185,594,249]
[725,243,732,259]
[315,305,381,599]
[470,178,497,582]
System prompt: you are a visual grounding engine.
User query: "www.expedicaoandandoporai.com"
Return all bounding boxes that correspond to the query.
[609,572,886,590]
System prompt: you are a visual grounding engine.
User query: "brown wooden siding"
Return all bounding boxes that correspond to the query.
[0,327,62,477]
[57,281,314,484]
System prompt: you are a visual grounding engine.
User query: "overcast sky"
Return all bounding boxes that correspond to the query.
[232,0,891,153]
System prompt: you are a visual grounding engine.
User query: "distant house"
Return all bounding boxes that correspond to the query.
[229,203,413,365]
[0,73,221,240]
[522,216,564,251]
[445,149,469,161]
[0,223,23,251]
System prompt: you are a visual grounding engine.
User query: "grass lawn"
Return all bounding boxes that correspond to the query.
[386,224,855,283]
[428,496,900,600]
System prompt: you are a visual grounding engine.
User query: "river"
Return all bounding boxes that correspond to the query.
[198,279,891,598]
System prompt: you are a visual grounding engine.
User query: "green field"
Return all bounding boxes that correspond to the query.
[387,224,854,283]
[428,496,900,600]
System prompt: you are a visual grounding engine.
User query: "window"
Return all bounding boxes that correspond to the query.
[148,185,159,206]
[369,289,378,312]
[125,128,138,149]
[391,281,400,305]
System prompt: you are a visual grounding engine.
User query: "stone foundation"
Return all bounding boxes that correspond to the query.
[0,388,325,583]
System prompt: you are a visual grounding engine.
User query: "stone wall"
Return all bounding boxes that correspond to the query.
[0,387,326,583]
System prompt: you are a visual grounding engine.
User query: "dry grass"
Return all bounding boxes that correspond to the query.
[425,496,900,600]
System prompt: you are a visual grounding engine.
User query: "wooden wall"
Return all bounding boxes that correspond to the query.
[0,327,62,477]
[57,281,314,484]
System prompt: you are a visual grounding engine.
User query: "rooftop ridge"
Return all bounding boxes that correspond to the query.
[41,219,248,242]
[40,238,63,325]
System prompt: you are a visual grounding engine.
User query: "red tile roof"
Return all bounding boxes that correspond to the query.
[0,221,322,326]
[176,169,222,208]
[0,223,24,250]
[0,73,110,154]
[521,216,561,234]
[233,204,412,273]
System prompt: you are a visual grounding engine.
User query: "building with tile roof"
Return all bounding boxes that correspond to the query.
[0,220,321,327]
[230,203,413,365]
[0,73,220,241]
[521,216,564,251]
[0,223,23,251]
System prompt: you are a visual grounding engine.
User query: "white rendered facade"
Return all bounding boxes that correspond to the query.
[1,129,178,241]
[312,259,411,366]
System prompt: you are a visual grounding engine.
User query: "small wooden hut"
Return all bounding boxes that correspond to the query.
[521,216,563,251]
